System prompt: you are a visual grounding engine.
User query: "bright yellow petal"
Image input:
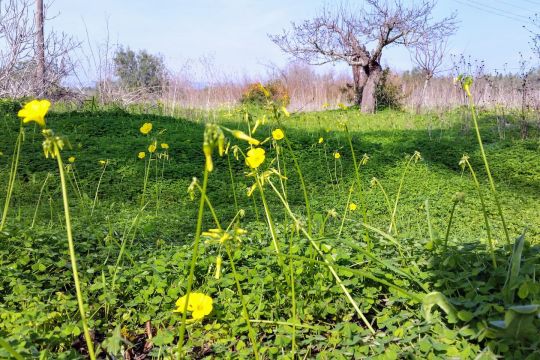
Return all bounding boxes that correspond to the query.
[272,129,284,140]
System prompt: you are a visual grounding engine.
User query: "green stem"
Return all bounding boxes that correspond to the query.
[444,202,457,249]
[283,136,312,235]
[177,167,209,358]
[227,153,239,214]
[267,180,376,334]
[465,159,497,268]
[425,199,434,245]
[338,181,355,237]
[0,125,23,231]
[141,155,151,208]
[467,94,510,246]
[372,178,394,231]
[287,224,297,357]
[256,175,280,255]
[224,244,261,359]
[0,338,24,360]
[31,172,52,228]
[389,155,416,235]
[344,125,370,247]
[91,161,108,216]
[55,146,96,360]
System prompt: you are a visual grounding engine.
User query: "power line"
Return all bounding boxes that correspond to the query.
[494,0,537,13]
[469,0,532,21]
[452,0,533,25]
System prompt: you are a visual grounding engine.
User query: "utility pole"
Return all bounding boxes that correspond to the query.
[36,0,45,96]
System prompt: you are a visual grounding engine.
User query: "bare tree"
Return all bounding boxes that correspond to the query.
[36,0,45,95]
[0,0,78,98]
[270,0,456,113]
[412,39,447,110]
[529,14,540,59]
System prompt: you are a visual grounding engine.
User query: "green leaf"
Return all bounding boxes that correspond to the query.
[517,282,530,300]
[423,292,458,323]
[503,231,526,304]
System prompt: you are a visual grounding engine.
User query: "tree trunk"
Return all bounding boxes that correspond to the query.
[360,63,382,114]
[352,64,367,106]
[36,0,45,96]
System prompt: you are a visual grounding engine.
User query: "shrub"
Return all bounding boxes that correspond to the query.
[113,47,167,94]
[240,81,290,107]
[376,68,404,110]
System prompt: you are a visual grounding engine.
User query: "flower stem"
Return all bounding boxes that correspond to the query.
[444,202,457,249]
[31,172,52,228]
[283,136,312,235]
[55,146,96,360]
[389,154,416,235]
[0,125,23,231]
[344,125,370,247]
[464,159,497,268]
[267,180,375,334]
[224,244,261,359]
[467,94,510,246]
[177,166,209,359]
[91,160,107,216]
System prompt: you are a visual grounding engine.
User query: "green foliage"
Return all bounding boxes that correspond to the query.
[113,47,167,93]
[376,68,405,110]
[239,81,290,107]
[0,104,539,358]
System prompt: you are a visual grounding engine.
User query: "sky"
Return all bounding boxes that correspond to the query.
[46,0,540,84]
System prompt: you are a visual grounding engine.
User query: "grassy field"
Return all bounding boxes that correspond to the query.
[1,100,540,359]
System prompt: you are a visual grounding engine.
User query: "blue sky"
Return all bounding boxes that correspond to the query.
[47,0,539,82]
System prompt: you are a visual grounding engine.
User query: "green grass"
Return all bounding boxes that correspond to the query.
[1,102,540,359]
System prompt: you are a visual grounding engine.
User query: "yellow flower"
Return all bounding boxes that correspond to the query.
[140,122,152,135]
[281,106,290,117]
[99,160,106,166]
[68,156,76,163]
[161,143,169,150]
[245,147,265,169]
[138,151,146,159]
[232,130,260,145]
[18,99,51,128]
[322,102,329,109]
[272,128,284,140]
[334,151,341,159]
[148,142,157,153]
[318,137,324,144]
[174,292,213,320]
[349,203,358,211]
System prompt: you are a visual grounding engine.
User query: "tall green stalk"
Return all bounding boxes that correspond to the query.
[0,125,23,231]
[344,125,370,247]
[444,202,458,249]
[31,172,52,228]
[54,145,96,360]
[371,177,394,231]
[226,153,239,213]
[256,175,280,255]
[91,160,108,216]
[267,180,375,334]
[464,82,510,246]
[177,166,208,358]
[461,157,497,267]
[224,244,261,359]
[389,152,420,235]
[140,154,152,208]
[283,136,312,235]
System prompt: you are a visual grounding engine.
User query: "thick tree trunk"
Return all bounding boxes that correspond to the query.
[360,63,382,113]
[352,64,367,106]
